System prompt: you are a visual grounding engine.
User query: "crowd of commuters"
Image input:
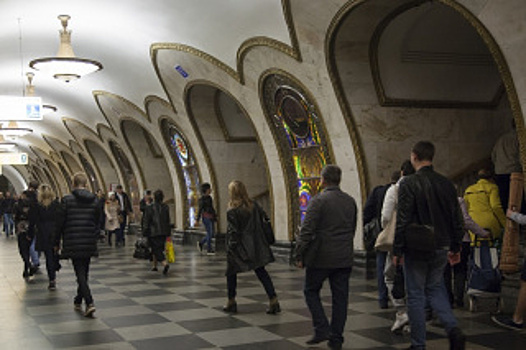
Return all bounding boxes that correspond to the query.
[1,137,525,350]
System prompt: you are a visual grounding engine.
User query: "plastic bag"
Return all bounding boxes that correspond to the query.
[165,237,175,263]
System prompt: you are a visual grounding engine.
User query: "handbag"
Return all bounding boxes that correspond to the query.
[165,237,175,263]
[363,216,382,251]
[259,206,275,245]
[375,210,396,252]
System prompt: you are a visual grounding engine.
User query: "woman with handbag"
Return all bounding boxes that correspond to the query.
[105,193,120,247]
[223,180,280,314]
[379,160,414,333]
[142,190,171,275]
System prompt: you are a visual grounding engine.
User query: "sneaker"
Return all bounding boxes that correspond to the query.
[84,304,96,317]
[391,311,409,333]
[197,241,203,253]
[491,315,523,331]
[206,250,216,256]
[74,303,82,311]
[163,264,170,275]
[48,281,56,291]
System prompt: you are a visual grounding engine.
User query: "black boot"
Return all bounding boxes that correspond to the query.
[223,299,237,313]
[448,327,466,350]
[266,297,281,314]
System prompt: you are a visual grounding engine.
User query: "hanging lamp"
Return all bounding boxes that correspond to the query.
[29,15,103,83]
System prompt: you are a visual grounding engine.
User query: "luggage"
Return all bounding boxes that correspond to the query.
[466,240,503,312]
[133,237,151,260]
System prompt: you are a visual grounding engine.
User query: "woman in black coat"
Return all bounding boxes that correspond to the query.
[223,180,279,314]
[142,189,171,275]
[29,184,59,290]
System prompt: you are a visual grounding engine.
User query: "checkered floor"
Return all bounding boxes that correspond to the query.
[0,235,524,349]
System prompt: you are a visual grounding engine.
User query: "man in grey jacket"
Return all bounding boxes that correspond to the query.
[295,164,357,350]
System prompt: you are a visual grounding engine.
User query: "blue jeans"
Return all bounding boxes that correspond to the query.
[200,217,215,251]
[304,267,352,346]
[405,250,458,349]
[117,212,127,244]
[3,213,14,236]
[30,238,40,266]
[377,251,388,306]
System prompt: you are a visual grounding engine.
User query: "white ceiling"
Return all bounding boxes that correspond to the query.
[0,0,290,155]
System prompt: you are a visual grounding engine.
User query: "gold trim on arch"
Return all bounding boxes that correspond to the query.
[258,68,336,241]
[93,90,151,124]
[325,0,525,202]
[369,0,506,109]
[213,90,257,143]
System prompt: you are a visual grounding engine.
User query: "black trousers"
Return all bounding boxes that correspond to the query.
[17,233,31,273]
[72,257,93,305]
[444,242,470,306]
[304,267,352,346]
[227,266,276,300]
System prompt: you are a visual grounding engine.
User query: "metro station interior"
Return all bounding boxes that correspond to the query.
[0,0,525,348]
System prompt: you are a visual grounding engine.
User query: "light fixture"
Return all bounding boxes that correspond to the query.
[0,121,33,141]
[29,15,103,83]
[25,72,57,114]
[0,135,16,151]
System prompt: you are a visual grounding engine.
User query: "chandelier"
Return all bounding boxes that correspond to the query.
[29,15,103,83]
[0,121,33,141]
[0,135,16,151]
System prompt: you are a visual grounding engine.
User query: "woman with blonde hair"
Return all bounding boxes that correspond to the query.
[223,180,279,314]
[28,184,60,290]
[105,192,120,247]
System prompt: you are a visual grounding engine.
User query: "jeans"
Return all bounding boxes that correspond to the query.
[30,238,40,266]
[200,217,215,251]
[3,213,14,236]
[304,267,352,346]
[43,248,57,282]
[227,266,276,300]
[377,251,388,306]
[72,257,93,305]
[405,250,458,349]
[444,242,470,306]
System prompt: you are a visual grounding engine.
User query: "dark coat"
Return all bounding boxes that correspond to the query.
[394,166,464,257]
[56,189,101,259]
[363,183,390,225]
[142,202,171,238]
[1,197,15,214]
[295,186,357,269]
[197,195,216,221]
[14,198,34,237]
[116,191,133,214]
[29,200,59,252]
[226,203,274,276]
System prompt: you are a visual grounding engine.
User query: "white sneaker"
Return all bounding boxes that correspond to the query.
[391,312,409,333]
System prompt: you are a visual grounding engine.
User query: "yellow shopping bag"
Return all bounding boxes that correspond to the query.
[165,237,176,263]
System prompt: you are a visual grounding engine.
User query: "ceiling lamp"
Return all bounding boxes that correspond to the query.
[29,15,103,83]
[25,72,57,114]
[0,121,33,141]
[0,135,16,151]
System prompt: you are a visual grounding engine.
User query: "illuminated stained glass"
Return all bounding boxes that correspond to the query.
[262,74,331,233]
[167,124,200,228]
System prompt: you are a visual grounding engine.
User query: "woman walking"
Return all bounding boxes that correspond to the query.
[29,184,60,290]
[142,189,171,275]
[105,192,120,247]
[223,180,279,314]
[14,191,34,279]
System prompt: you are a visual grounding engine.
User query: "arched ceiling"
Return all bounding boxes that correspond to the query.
[0,0,290,155]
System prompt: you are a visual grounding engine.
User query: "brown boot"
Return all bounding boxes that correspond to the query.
[223,298,237,313]
[266,297,281,314]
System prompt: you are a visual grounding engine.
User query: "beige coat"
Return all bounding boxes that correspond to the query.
[105,200,120,231]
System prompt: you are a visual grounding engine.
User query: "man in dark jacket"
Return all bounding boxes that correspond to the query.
[115,184,132,246]
[2,191,16,236]
[295,165,357,350]
[393,141,465,350]
[56,173,101,317]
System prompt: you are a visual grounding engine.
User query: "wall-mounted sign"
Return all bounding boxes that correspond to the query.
[175,65,189,78]
[0,96,42,121]
[0,152,28,165]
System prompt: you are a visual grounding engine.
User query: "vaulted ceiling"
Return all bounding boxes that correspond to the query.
[0,0,290,157]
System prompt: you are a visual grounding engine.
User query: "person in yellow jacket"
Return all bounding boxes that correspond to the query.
[464,168,506,244]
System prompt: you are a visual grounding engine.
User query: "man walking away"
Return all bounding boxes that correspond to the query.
[393,141,466,350]
[295,164,357,350]
[56,173,101,317]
